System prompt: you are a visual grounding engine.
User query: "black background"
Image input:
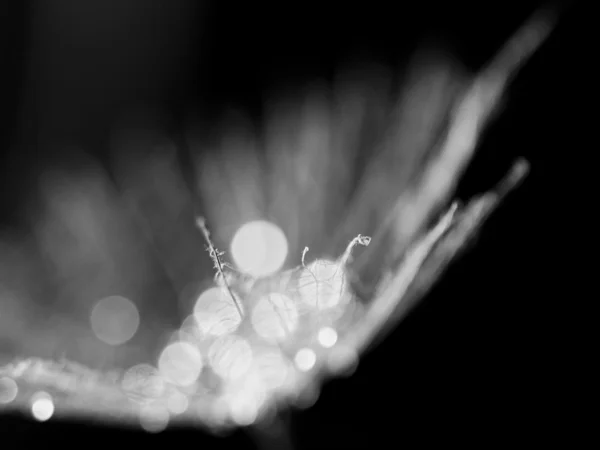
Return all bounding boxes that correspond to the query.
[0,0,579,447]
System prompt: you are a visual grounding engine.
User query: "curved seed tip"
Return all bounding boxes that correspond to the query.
[301,247,310,266]
[357,235,371,246]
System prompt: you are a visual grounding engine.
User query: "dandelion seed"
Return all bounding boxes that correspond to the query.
[296,234,370,310]
[297,259,347,310]
[196,217,244,319]
[339,234,371,267]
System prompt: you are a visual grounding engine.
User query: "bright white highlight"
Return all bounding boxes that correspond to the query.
[0,377,18,404]
[90,295,140,346]
[317,327,338,348]
[231,220,288,277]
[158,341,204,387]
[194,287,243,337]
[31,392,54,422]
[294,348,316,372]
[251,292,298,342]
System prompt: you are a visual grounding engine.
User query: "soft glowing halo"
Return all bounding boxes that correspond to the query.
[158,341,204,387]
[90,295,140,346]
[231,220,288,277]
[31,392,54,422]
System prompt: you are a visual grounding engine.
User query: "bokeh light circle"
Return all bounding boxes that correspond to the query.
[31,392,54,422]
[294,348,317,372]
[90,295,140,346]
[231,220,288,277]
[0,377,18,404]
[158,341,204,387]
[317,327,338,348]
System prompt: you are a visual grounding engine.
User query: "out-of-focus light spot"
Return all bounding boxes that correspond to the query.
[0,377,18,404]
[139,404,169,433]
[294,348,316,372]
[297,259,346,310]
[90,295,140,346]
[251,292,298,343]
[327,344,359,377]
[231,220,288,277]
[31,392,54,422]
[208,335,253,380]
[194,287,243,337]
[166,390,189,415]
[158,341,203,387]
[317,327,338,348]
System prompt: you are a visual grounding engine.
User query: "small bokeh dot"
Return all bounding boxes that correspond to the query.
[294,348,317,372]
